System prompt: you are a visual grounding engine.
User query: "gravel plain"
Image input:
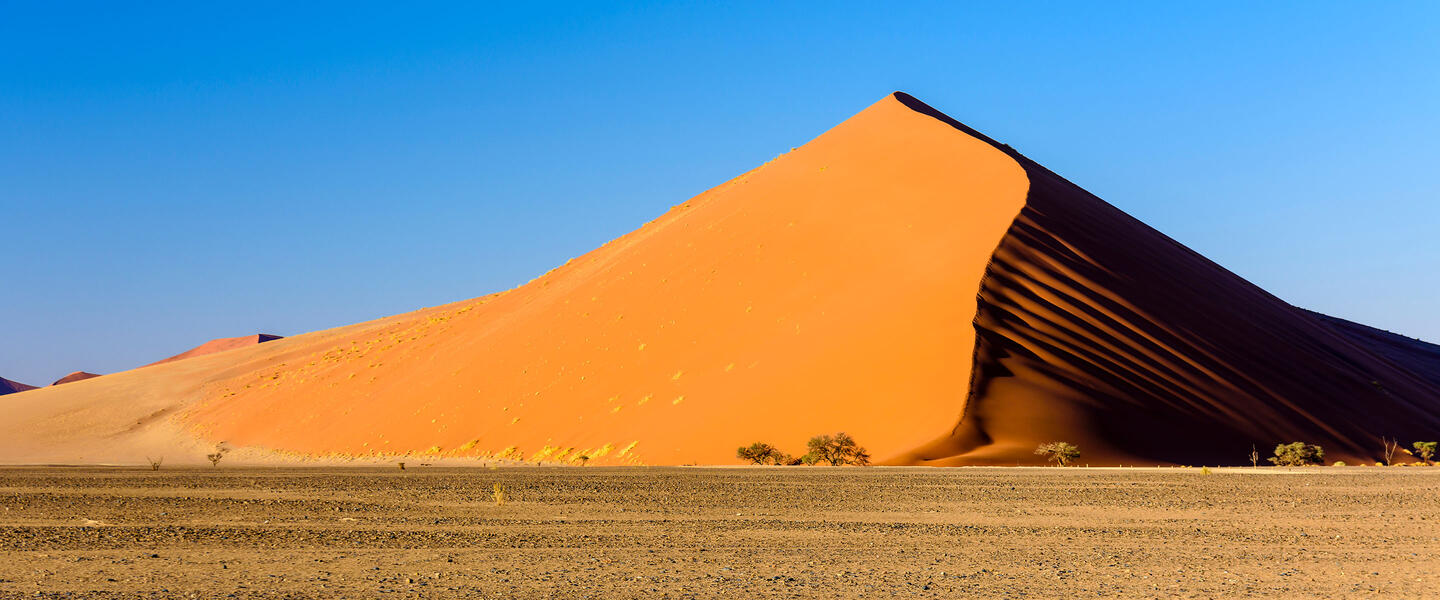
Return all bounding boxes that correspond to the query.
[1,466,1437,598]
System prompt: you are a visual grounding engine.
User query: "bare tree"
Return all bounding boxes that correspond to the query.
[1249,445,1259,468]
[1382,437,1400,465]
[146,456,163,471]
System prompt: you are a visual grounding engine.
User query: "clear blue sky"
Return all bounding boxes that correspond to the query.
[3,2,1438,386]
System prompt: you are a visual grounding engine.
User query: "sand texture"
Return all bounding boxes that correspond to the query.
[1,466,1437,598]
[1,92,1436,466]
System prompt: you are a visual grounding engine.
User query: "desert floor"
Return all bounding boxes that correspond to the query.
[1,466,1436,598]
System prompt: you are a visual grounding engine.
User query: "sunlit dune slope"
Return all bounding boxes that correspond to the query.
[179,93,1030,465]
[3,92,1437,466]
[145,334,284,368]
[0,377,36,396]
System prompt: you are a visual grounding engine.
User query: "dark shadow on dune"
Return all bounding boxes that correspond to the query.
[893,92,1440,466]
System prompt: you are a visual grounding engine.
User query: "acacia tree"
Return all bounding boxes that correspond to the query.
[737,442,793,465]
[1413,441,1437,465]
[803,432,870,466]
[1268,442,1324,466]
[1034,442,1080,467]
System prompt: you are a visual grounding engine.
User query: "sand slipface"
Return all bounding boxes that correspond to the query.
[1,92,1438,466]
[144,334,283,367]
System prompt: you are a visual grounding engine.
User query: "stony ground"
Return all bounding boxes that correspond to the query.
[0,466,1436,598]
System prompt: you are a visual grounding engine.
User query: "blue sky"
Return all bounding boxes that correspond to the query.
[3,2,1438,385]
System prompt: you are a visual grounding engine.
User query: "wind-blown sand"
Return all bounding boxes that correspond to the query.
[2,93,1436,467]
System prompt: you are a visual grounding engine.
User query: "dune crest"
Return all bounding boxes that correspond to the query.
[1,92,1436,466]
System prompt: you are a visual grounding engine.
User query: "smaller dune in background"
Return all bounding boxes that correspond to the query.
[145,334,284,368]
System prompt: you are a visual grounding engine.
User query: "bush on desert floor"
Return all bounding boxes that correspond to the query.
[206,442,231,467]
[1332,461,1347,467]
[146,456,163,471]
[1269,442,1324,466]
[1413,441,1437,465]
[804,432,870,466]
[492,483,508,506]
[736,442,791,465]
[1034,442,1080,467]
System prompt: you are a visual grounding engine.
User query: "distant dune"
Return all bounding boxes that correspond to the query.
[0,377,37,396]
[144,334,283,367]
[50,371,101,386]
[2,92,1436,466]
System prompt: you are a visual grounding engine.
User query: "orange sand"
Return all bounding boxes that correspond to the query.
[2,93,1437,466]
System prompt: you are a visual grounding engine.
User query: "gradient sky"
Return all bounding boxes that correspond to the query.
[3,2,1438,386]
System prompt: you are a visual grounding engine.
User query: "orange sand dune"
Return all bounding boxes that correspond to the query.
[2,92,1436,466]
[0,377,37,396]
[50,371,100,386]
[144,334,283,367]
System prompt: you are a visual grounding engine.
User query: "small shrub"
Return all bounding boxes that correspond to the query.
[1269,442,1324,466]
[805,432,870,466]
[1375,462,1385,467]
[1413,441,1437,465]
[1034,442,1080,467]
[492,483,508,506]
[1199,466,1212,475]
[146,456,163,471]
[397,462,406,470]
[206,442,230,467]
[1332,461,1346,467]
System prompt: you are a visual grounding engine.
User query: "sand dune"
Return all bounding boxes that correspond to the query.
[0,377,36,396]
[50,371,100,386]
[144,334,283,367]
[1,92,1435,466]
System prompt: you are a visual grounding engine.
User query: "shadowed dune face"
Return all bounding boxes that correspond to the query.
[3,92,1437,466]
[0,377,37,396]
[145,334,283,368]
[889,93,1440,465]
[50,372,100,386]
